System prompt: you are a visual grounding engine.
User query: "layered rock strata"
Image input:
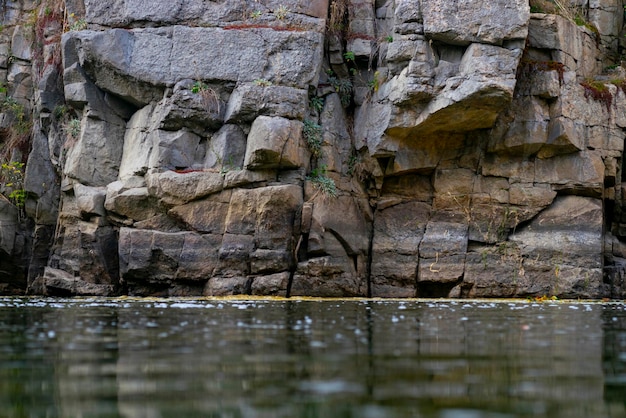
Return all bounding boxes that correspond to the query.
[1,0,626,298]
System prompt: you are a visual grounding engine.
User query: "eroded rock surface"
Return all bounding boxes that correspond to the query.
[1,0,626,299]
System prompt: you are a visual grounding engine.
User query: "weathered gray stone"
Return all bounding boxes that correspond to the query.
[225,83,308,123]
[149,129,205,171]
[244,116,308,170]
[534,151,605,194]
[507,196,605,298]
[204,277,249,297]
[74,183,106,218]
[24,128,60,225]
[291,256,363,297]
[84,0,327,27]
[49,219,120,286]
[158,80,226,133]
[119,227,220,284]
[146,170,224,207]
[105,181,160,222]
[214,233,255,277]
[251,272,290,296]
[118,103,157,180]
[5,0,626,300]
[418,221,468,287]
[250,249,291,275]
[43,267,115,296]
[392,43,522,136]
[370,201,430,297]
[63,111,126,187]
[528,14,602,78]
[0,196,17,255]
[10,26,32,61]
[66,26,324,105]
[422,0,530,45]
[168,191,231,234]
[204,125,246,171]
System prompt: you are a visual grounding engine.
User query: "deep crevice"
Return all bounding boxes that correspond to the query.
[416,279,462,298]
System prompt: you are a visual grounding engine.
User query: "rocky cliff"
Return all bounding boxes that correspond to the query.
[1,0,626,298]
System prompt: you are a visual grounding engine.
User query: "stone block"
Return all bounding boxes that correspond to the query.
[422,0,529,45]
[244,116,307,170]
[225,83,308,123]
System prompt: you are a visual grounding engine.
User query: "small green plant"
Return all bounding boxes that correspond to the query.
[346,154,359,176]
[1,161,25,208]
[274,5,289,20]
[309,96,324,113]
[573,14,600,44]
[385,35,393,42]
[219,156,239,174]
[52,104,68,119]
[190,81,221,113]
[327,73,352,107]
[580,79,612,111]
[1,97,30,135]
[573,14,585,26]
[368,70,381,92]
[343,51,355,62]
[68,13,87,31]
[65,118,81,140]
[307,165,337,198]
[303,120,323,158]
[611,78,626,96]
[250,10,262,19]
[253,78,272,87]
[191,80,208,94]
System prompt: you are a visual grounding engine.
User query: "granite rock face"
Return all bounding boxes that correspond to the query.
[1,0,626,299]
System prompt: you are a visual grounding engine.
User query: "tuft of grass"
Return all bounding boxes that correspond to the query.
[253,78,272,87]
[343,51,355,62]
[65,118,81,140]
[327,71,352,107]
[0,97,32,161]
[307,165,337,198]
[580,79,612,111]
[0,161,26,208]
[309,96,324,113]
[611,78,626,96]
[303,120,323,158]
[274,5,289,20]
[191,81,221,114]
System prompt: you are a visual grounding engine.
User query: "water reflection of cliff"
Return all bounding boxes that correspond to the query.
[1,299,625,417]
[603,306,626,414]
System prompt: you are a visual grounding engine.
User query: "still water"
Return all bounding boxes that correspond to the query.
[0,297,625,418]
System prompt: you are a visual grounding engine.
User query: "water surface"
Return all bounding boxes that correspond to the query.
[0,297,625,418]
